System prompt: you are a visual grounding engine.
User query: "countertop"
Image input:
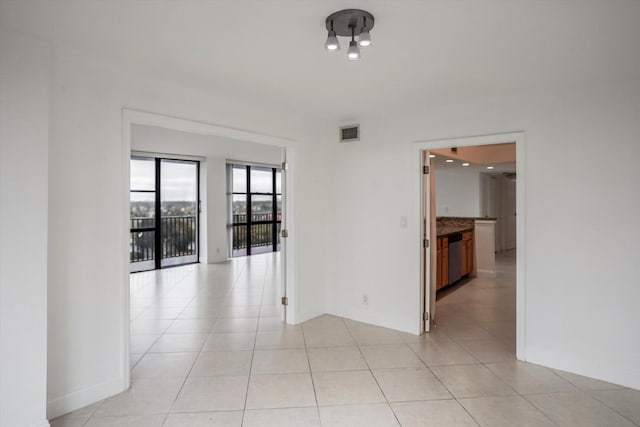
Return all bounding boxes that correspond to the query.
[437,225,474,238]
[436,216,496,238]
[437,216,497,221]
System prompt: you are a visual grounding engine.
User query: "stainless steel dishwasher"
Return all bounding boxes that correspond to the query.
[448,233,462,285]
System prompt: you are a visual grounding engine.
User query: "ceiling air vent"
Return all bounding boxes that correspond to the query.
[340,124,360,143]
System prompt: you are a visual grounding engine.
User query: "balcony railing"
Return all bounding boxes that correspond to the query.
[232,213,282,223]
[231,213,281,255]
[130,215,196,263]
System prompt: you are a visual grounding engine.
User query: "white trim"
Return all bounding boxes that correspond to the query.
[225,159,281,169]
[121,109,132,391]
[131,150,206,162]
[475,269,498,278]
[32,422,50,427]
[282,147,297,325]
[47,375,127,419]
[329,305,417,335]
[124,108,295,147]
[418,151,432,333]
[414,131,526,361]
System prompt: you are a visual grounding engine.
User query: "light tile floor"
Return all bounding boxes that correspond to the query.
[52,251,640,426]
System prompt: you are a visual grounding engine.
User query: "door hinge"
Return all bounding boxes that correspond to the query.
[281,229,289,238]
[423,312,429,321]
[281,161,288,170]
[423,238,429,248]
[281,296,288,306]
[423,165,429,174]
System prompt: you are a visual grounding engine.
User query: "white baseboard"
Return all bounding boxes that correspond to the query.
[47,376,127,420]
[289,309,323,325]
[475,269,497,278]
[327,306,418,335]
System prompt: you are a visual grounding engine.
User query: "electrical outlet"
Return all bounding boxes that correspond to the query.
[362,294,369,305]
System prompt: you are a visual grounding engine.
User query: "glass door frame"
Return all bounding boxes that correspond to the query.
[129,156,200,272]
[229,164,282,257]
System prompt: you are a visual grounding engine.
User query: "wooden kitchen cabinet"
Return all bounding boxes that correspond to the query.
[437,230,473,292]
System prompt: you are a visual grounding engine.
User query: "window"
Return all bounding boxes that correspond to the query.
[228,164,282,257]
[130,157,199,271]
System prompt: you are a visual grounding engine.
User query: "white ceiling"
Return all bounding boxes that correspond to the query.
[432,156,516,174]
[2,0,639,123]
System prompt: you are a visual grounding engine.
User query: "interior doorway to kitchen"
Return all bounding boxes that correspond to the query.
[417,132,525,360]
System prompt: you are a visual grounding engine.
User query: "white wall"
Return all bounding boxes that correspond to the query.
[479,173,496,219]
[131,124,283,264]
[45,45,332,417]
[489,173,517,252]
[0,29,50,427]
[434,167,481,217]
[326,81,640,390]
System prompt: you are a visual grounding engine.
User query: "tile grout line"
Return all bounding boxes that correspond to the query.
[300,320,323,426]
[404,339,485,426]
[239,259,266,427]
[344,320,403,427]
[159,263,218,427]
[159,275,221,423]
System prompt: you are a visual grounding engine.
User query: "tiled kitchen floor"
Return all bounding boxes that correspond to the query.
[52,251,640,426]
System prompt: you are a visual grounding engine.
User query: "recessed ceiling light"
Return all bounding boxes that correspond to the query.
[446,159,454,163]
[428,154,436,158]
[462,163,470,166]
[487,166,494,170]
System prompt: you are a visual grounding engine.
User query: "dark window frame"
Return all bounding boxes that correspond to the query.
[230,164,281,256]
[130,156,200,270]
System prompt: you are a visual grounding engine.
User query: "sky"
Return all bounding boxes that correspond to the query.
[130,159,197,201]
[131,160,281,201]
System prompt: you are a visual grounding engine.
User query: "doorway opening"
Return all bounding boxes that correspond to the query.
[123,110,298,391]
[129,156,200,272]
[418,132,525,361]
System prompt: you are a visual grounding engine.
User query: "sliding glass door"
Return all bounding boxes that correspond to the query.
[130,157,199,272]
[229,164,282,257]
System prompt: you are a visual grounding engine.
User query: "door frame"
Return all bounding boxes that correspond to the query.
[121,108,298,388]
[415,131,526,361]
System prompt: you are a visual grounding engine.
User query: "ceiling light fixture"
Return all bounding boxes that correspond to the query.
[487,166,494,170]
[428,154,436,158]
[462,163,470,166]
[325,9,374,61]
[446,159,454,163]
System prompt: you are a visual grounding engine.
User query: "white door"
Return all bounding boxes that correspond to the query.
[505,177,517,250]
[280,149,288,323]
[422,150,436,332]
